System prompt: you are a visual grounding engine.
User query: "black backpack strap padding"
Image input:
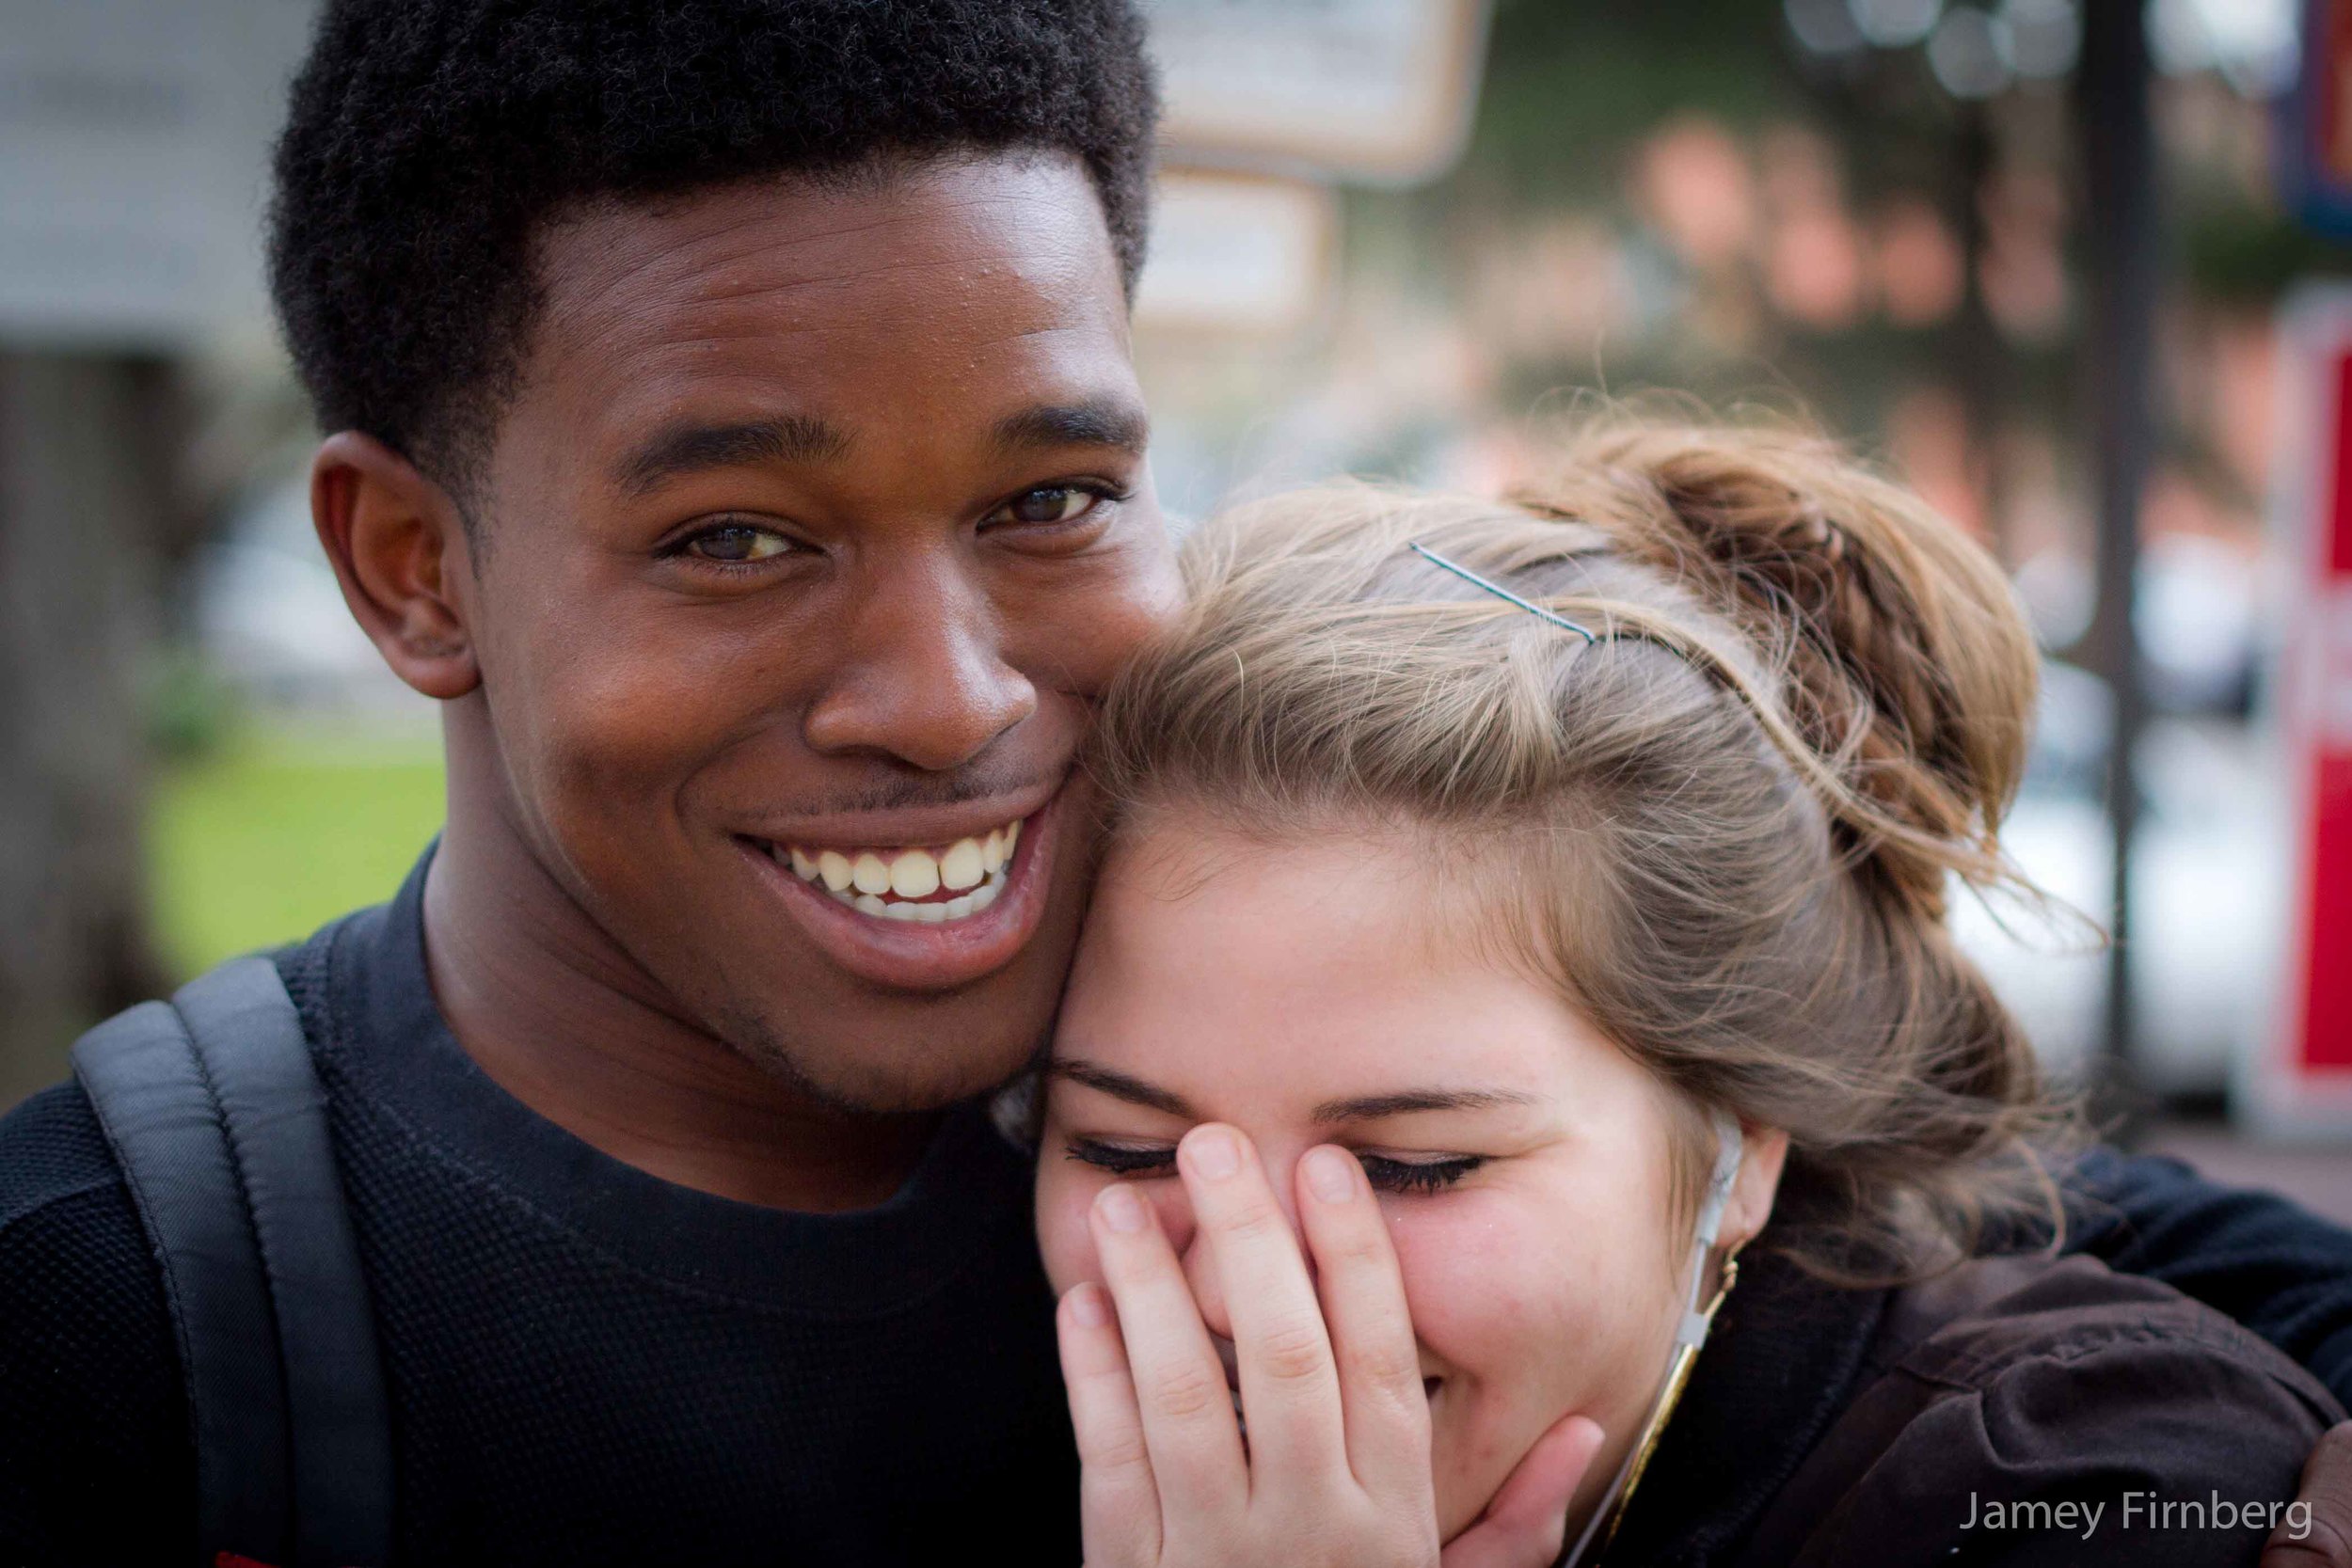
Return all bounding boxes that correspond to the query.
[72,956,393,1568]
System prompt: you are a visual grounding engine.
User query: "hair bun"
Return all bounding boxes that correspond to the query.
[1506,420,2041,921]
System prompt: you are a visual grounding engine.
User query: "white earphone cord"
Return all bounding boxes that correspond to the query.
[1556,1109,1743,1568]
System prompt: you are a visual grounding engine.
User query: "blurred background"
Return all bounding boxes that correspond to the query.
[3,0,2348,1208]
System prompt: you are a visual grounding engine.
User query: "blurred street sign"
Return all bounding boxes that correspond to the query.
[1141,0,1492,186]
[2249,284,2352,1135]
[2280,0,2352,237]
[1134,172,1337,336]
[0,0,316,345]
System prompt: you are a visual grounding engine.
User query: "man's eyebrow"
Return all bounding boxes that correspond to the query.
[614,413,852,496]
[1045,1059,1196,1118]
[991,397,1150,457]
[1311,1088,1539,1124]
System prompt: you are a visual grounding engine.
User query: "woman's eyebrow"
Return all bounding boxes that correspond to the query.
[1045,1059,1195,1118]
[1311,1088,1537,1124]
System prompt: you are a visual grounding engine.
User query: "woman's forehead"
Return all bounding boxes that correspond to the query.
[1058,823,1630,1113]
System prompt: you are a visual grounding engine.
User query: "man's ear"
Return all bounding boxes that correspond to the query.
[311,432,482,700]
[1720,1123,1790,1256]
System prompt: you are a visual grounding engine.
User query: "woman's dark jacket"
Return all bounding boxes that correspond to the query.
[1608,1207,2347,1566]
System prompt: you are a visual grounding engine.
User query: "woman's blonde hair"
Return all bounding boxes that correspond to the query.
[1089,416,2078,1281]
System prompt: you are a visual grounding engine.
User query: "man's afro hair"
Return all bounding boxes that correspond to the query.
[267,0,1158,485]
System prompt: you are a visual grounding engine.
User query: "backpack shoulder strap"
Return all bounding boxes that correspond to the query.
[72,956,393,1568]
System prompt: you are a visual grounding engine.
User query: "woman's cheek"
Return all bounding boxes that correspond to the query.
[1034,1170,1197,1298]
[1036,1166,1106,1296]
[1382,1193,1587,1539]
[1380,1193,1579,1374]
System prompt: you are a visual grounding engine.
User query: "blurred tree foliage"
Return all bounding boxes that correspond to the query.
[1463,0,1802,206]
[1349,0,2026,461]
[2179,178,2352,303]
[1335,0,2300,550]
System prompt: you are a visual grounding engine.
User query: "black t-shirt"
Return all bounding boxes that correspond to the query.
[0,852,1079,1566]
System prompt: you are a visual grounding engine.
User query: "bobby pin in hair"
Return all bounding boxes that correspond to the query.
[1406,541,1599,644]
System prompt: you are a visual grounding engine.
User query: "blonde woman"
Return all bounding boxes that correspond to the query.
[1033,422,2348,1566]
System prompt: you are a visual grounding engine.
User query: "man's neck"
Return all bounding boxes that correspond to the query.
[419,762,935,1214]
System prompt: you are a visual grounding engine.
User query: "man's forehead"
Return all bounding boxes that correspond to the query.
[534,154,1126,369]
[507,154,1135,472]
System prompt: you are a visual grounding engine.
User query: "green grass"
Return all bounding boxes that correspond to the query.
[150,733,447,978]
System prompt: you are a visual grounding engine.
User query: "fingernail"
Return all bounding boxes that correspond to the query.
[1067,1283,1112,1328]
[1303,1146,1359,1203]
[1097,1184,1148,1233]
[1186,1127,1242,1180]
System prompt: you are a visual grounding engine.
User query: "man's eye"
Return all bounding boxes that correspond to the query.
[1357,1154,1485,1196]
[1063,1138,1176,1179]
[988,484,1111,528]
[680,523,795,563]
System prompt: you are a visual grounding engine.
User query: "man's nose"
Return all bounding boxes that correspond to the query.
[802,555,1038,770]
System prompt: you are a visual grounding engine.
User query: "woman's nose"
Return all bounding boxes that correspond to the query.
[1171,1160,1314,1348]
[1179,1226,1234,1345]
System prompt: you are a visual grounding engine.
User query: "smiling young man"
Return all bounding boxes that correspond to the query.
[0,2,1170,1561]
[5,2,2352,1565]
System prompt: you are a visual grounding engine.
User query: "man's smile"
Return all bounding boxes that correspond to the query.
[734,783,1066,992]
[771,816,1021,923]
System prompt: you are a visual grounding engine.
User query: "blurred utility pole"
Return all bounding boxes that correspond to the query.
[1947,99,2011,558]
[0,354,179,1105]
[2077,0,2156,1137]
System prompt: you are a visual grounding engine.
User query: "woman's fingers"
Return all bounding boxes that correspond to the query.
[1439,1414,1606,1568]
[1178,1124,1349,1487]
[1295,1143,1433,1499]
[1057,1282,1161,1567]
[1089,1177,1248,1519]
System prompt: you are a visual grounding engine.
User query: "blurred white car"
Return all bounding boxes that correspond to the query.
[191,473,437,725]
[1951,660,2283,1098]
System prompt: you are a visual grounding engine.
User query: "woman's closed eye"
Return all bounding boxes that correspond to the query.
[1061,1136,1486,1195]
[1357,1151,1486,1195]
[1062,1137,1176,1179]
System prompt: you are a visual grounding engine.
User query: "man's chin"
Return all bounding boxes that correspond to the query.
[727,1022,1044,1117]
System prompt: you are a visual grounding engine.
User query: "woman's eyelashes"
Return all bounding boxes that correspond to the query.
[1061,1137,1485,1195]
[1357,1152,1486,1195]
[1061,1138,1174,1178]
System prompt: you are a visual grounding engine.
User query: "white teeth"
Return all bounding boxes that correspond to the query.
[888,849,941,899]
[785,816,1025,924]
[822,865,1007,921]
[940,838,985,891]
